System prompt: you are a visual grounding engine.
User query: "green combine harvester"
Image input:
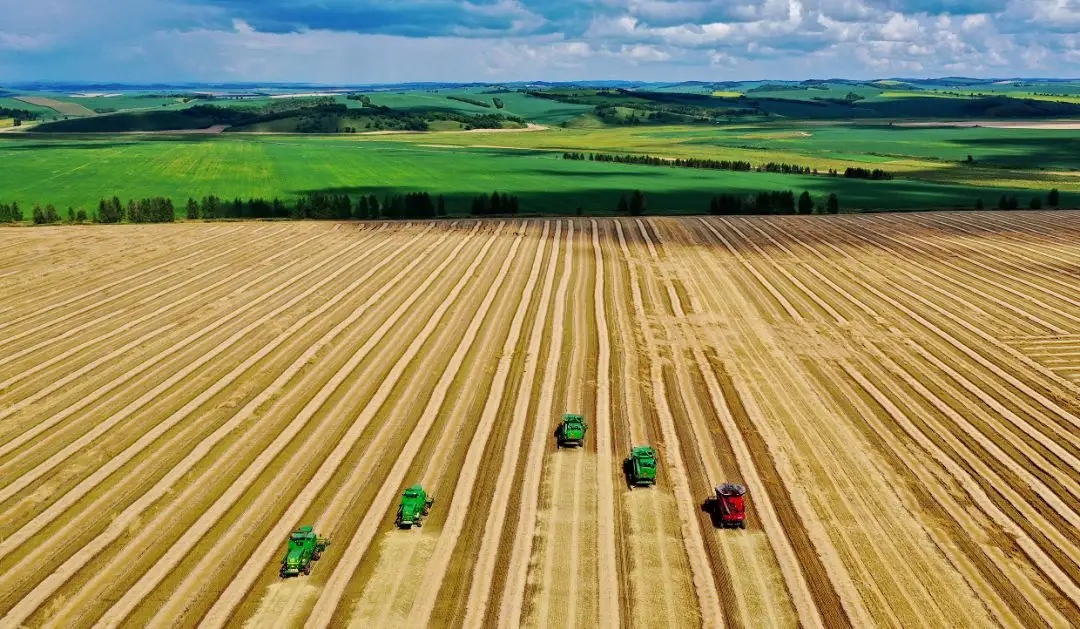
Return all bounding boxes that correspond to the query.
[279,525,330,577]
[625,445,658,487]
[556,413,587,447]
[396,484,434,529]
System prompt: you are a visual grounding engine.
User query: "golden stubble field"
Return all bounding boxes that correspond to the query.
[2,212,1080,628]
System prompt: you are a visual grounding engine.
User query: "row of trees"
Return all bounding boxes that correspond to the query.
[470,192,520,216]
[563,152,901,182]
[616,191,648,216]
[972,188,1061,211]
[0,202,23,223]
[1,186,1062,225]
[564,151,819,176]
[0,107,38,122]
[186,193,451,221]
[446,95,492,109]
[91,197,177,223]
[842,167,894,181]
[710,191,840,215]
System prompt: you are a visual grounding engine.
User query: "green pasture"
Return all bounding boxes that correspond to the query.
[0,134,1071,216]
[63,95,188,112]
[0,97,59,120]
[674,124,1080,170]
[376,123,1080,184]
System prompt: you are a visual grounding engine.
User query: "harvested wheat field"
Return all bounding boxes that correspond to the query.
[3,212,1080,629]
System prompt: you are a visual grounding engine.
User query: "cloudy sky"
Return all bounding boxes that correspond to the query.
[0,0,1078,83]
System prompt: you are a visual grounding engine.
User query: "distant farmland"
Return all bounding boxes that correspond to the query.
[14,96,96,117]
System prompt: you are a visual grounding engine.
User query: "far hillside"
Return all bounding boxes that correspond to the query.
[30,98,527,134]
[523,86,1080,127]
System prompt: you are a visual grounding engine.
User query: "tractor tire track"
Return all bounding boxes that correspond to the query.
[613,219,725,628]
[495,220,575,629]
[287,223,508,629]
[459,222,561,629]
[403,221,549,627]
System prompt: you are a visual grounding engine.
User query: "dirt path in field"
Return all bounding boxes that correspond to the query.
[242,581,320,629]
[612,220,725,626]
[458,223,561,629]
[497,221,575,629]
[589,220,621,628]
[527,220,599,629]
[402,222,549,627]
[599,220,698,628]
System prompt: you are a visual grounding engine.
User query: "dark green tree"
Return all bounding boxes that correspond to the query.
[798,191,814,215]
[826,193,840,214]
[975,198,984,210]
[186,198,199,220]
[1048,188,1060,207]
[67,207,75,224]
[629,190,646,216]
[1030,196,1043,210]
[437,195,446,217]
[616,194,629,214]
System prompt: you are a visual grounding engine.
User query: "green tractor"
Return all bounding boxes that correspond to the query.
[396,484,434,529]
[556,413,587,448]
[279,525,330,577]
[624,446,658,487]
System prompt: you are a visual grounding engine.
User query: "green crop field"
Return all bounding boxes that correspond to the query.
[0,132,1073,215]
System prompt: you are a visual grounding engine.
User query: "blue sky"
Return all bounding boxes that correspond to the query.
[1,1,1078,83]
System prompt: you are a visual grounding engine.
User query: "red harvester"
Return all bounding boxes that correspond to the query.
[709,483,747,529]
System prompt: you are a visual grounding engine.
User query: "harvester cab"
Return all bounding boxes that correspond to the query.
[395,484,434,529]
[279,525,330,577]
[708,483,747,529]
[625,446,658,487]
[557,413,587,448]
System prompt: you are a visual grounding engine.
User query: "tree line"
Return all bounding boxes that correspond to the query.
[1,187,1063,226]
[842,167,894,181]
[709,191,840,215]
[447,95,492,109]
[0,202,23,223]
[564,151,815,175]
[0,107,38,122]
[470,192,520,216]
[563,151,897,181]
[979,188,1060,211]
[610,189,839,216]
